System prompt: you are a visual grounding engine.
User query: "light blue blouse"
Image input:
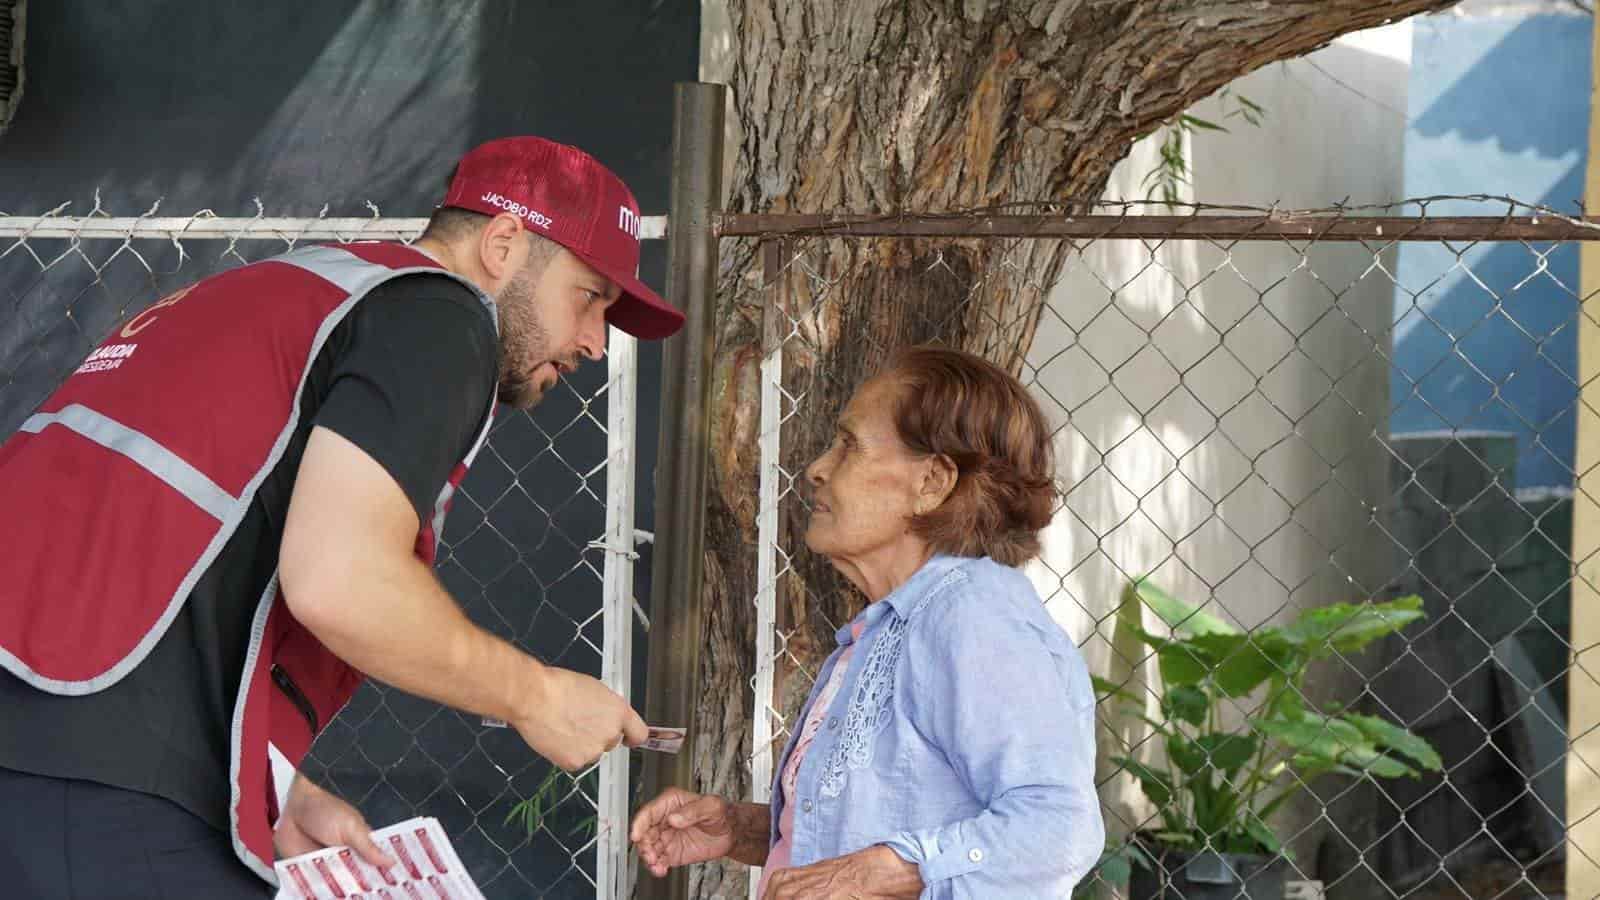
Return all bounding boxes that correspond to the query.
[766,554,1104,898]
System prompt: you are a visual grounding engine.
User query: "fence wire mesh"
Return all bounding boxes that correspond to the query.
[743,197,1594,900]
[0,200,656,900]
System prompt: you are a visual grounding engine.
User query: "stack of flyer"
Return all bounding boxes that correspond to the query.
[273,816,486,900]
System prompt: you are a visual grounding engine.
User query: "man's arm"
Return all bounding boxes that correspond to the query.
[279,425,646,771]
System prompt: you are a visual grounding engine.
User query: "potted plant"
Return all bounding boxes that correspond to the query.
[1094,579,1442,900]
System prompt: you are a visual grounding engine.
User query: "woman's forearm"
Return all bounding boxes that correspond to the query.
[727,802,773,867]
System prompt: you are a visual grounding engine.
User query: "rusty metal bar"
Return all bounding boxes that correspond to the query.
[718,213,1600,242]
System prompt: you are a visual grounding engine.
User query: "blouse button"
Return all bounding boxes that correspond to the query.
[827,717,840,730]
[968,848,985,863]
[802,800,814,813]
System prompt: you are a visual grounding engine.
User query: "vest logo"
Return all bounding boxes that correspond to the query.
[121,283,197,339]
[75,342,138,374]
[618,206,640,240]
[481,192,553,230]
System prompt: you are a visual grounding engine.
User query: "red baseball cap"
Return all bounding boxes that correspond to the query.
[441,137,684,340]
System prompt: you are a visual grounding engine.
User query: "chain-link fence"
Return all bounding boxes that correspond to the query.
[0,200,662,900]
[735,197,1596,900]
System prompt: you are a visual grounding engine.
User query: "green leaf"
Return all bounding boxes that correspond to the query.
[1142,628,1297,697]
[506,767,597,837]
[1281,596,1425,655]
[1180,113,1228,132]
[1197,733,1259,777]
[1168,735,1207,777]
[1264,680,1319,731]
[1097,852,1131,888]
[1253,715,1368,764]
[1337,747,1415,779]
[1163,686,1209,727]
[1111,756,1174,808]
[1168,732,1257,781]
[1125,841,1154,871]
[1156,640,1212,687]
[1190,772,1221,833]
[1235,95,1267,126]
[1189,633,1296,698]
[1093,675,1141,704]
[1343,713,1443,773]
[1244,816,1284,856]
[571,814,598,839]
[1130,580,1239,637]
[1287,756,1367,782]
[1258,714,1422,780]
[1369,756,1416,779]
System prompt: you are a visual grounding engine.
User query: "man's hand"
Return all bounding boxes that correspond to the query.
[629,788,738,876]
[273,774,394,869]
[515,665,648,771]
[762,845,924,900]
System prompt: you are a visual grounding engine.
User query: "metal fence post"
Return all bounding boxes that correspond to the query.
[746,240,787,900]
[637,81,725,900]
[598,326,640,900]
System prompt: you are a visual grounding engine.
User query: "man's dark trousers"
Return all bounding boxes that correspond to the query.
[0,767,272,899]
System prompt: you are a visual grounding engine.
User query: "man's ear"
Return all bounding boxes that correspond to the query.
[477,213,527,282]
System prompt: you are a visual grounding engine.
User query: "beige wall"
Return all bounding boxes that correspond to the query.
[1566,15,1600,899]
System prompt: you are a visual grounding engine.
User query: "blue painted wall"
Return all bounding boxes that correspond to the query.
[1390,12,1591,489]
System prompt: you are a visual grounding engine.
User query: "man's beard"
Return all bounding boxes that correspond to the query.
[497,264,553,409]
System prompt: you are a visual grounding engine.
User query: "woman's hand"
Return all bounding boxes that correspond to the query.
[762,845,923,900]
[629,788,738,876]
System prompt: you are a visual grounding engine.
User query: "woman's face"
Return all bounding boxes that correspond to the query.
[803,375,928,563]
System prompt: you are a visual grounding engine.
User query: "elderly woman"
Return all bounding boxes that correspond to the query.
[630,346,1104,899]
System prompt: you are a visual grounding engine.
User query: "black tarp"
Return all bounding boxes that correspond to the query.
[0,3,697,895]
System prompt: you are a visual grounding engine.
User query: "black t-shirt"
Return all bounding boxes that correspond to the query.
[0,272,498,833]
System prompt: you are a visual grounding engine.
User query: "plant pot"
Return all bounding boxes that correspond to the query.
[1127,835,1289,900]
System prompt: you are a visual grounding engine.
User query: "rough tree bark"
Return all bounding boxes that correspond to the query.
[686,3,1455,897]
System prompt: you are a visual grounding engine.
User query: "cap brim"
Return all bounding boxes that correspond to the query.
[609,276,685,339]
[576,251,684,339]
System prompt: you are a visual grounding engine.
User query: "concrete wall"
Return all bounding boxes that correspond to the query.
[1023,22,1413,883]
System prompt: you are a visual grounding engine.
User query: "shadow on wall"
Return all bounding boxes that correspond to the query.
[1410,13,1592,158]
[1390,212,1584,491]
[1021,30,1411,889]
[1391,11,1591,490]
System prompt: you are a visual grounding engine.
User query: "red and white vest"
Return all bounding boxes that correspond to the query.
[0,242,497,883]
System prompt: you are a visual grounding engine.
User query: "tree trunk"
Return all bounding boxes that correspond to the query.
[687,3,1455,897]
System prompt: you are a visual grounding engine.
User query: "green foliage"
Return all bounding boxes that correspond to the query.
[1142,88,1268,207]
[1096,580,1439,859]
[1072,839,1154,900]
[505,767,599,841]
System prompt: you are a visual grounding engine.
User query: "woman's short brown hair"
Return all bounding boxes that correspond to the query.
[886,346,1057,566]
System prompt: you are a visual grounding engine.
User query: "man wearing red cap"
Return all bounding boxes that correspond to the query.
[0,137,682,896]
